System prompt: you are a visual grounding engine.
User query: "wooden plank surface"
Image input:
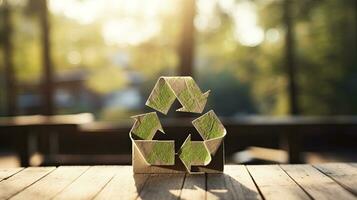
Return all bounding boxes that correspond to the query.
[282,164,356,200]
[0,168,23,182]
[0,164,355,200]
[314,163,357,196]
[11,166,89,200]
[53,166,118,200]
[207,166,262,200]
[180,174,206,200]
[0,167,55,200]
[94,166,149,200]
[247,165,311,200]
[225,165,262,200]
[137,174,185,200]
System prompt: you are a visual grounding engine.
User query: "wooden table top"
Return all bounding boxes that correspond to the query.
[0,163,356,200]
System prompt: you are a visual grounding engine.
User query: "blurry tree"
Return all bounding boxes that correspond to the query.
[1,0,17,116]
[0,0,356,118]
[296,0,357,114]
[199,68,257,116]
[196,0,356,116]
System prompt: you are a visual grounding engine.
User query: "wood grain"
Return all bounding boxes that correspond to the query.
[0,164,355,200]
[247,165,310,200]
[207,166,261,200]
[206,173,236,200]
[53,166,119,200]
[10,166,88,200]
[0,168,23,182]
[137,174,185,200]
[314,163,357,196]
[225,165,262,200]
[0,167,55,200]
[180,174,206,200]
[94,166,149,200]
[282,164,356,200]
[207,165,262,200]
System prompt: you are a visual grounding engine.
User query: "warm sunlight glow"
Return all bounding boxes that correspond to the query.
[266,28,281,43]
[218,0,264,47]
[102,19,160,46]
[49,0,174,46]
[195,0,221,32]
[232,1,264,47]
[50,0,264,47]
[49,0,101,24]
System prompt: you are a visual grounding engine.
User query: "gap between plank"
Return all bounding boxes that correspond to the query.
[0,168,25,182]
[205,173,207,200]
[279,165,314,200]
[177,173,187,200]
[8,167,57,199]
[244,165,265,200]
[91,173,116,199]
[49,166,91,199]
[312,164,357,196]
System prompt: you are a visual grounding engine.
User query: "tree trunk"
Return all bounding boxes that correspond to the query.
[177,0,195,77]
[3,0,17,116]
[39,0,54,115]
[283,0,299,115]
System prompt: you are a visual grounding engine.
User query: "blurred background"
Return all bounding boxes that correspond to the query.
[0,0,356,167]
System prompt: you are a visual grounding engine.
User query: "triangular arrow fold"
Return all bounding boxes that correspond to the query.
[178,135,212,172]
[130,76,226,174]
[130,112,175,165]
[192,110,226,155]
[145,76,210,114]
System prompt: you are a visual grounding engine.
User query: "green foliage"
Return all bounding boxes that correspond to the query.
[1,0,356,118]
[197,0,357,116]
[86,66,128,95]
[296,0,357,114]
[198,69,257,116]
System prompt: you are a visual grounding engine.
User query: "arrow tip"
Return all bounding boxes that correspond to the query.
[158,124,165,134]
[203,90,210,99]
[176,90,210,114]
[178,134,192,172]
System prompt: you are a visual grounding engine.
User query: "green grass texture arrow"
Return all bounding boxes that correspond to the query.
[178,110,226,172]
[130,112,175,165]
[130,76,226,173]
[178,135,211,172]
[145,76,210,114]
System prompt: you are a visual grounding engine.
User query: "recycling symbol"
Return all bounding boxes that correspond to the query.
[129,76,226,173]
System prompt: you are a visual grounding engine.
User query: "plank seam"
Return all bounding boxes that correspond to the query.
[205,173,207,200]
[312,164,357,197]
[0,168,25,182]
[177,173,187,200]
[9,167,57,199]
[245,165,265,200]
[279,165,314,200]
[49,166,91,199]
[91,174,116,200]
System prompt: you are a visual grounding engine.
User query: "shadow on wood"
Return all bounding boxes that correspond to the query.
[134,170,262,200]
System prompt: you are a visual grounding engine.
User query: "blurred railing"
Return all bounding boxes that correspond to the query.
[1,115,357,166]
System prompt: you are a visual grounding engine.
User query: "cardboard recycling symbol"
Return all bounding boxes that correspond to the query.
[130,76,226,174]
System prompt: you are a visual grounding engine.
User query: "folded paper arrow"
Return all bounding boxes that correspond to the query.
[130,112,175,165]
[178,110,226,172]
[130,76,226,174]
[145,76,210,114]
